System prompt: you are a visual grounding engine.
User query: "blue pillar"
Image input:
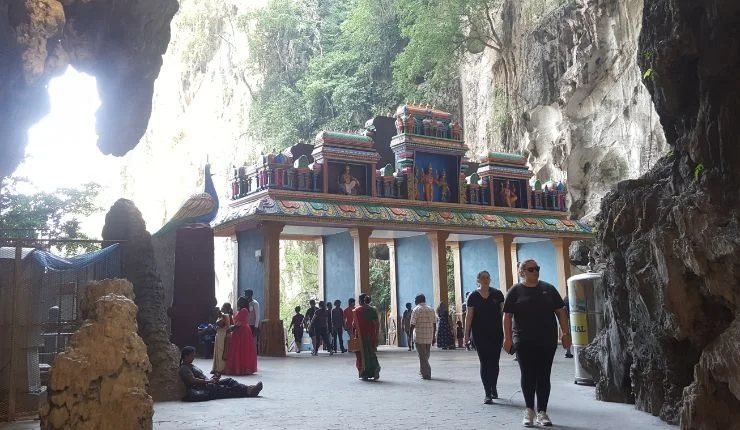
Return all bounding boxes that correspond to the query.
[517,241,558,286]
[460,238,501,298]
[323,232,355,305]
[237,229,265,310]
[395,235,433,347]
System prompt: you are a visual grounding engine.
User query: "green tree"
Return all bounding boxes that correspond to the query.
[280,240,319,323]
[0,177,103,255]
[369,258,391,313]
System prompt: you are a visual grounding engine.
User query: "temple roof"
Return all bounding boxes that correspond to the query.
[212,191,592,239]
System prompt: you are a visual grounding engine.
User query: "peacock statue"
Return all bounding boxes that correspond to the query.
[153,163,219,237]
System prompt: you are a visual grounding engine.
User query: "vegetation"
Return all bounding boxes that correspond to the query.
[240,0,523,152]
[0,178,103,255]
[280,240,319,323]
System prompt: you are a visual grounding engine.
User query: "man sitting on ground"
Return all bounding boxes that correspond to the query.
[179,346,263,402]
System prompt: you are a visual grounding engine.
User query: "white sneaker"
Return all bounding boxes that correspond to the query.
[536,411,552,426]
[522,408,535,426]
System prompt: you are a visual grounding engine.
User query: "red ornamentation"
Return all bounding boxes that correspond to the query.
[523,217,539,225]
[390,208,407,216]
[281,201,301,209]
[561,219,575,227]
[482,214,498,222]
[440,212,455,220]
[338,205,357,213]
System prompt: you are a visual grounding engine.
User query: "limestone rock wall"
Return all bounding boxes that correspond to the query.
[41,279,153,430]
[0,0,178,178]
[102,199,185,402]
[460,0,667,221]
[582,0,740,427]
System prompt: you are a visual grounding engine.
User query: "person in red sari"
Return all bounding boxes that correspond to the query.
[352,294,381,381]
[223,297,257,375]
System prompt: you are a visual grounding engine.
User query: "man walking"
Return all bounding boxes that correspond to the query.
[305,299,318,352]
[410,294,436,379]
[245,289,260,352]
[402,302,414,350]
[309,301,333,356]
[331,299,346,352]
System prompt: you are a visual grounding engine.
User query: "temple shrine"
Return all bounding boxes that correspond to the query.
[213,103,591,356]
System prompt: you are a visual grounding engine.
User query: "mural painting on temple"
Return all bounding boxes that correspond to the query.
[226,102,567,214]
[492,178,527,209]
[330,162,368,196]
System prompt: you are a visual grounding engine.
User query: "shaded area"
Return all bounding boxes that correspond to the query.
[583,0,740,426]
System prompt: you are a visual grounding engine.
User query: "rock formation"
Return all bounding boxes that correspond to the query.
[461,0,668,221]
[583,0,740,427]
[102,199,185,401]
[41,279,153,429]
[0,0,178,178]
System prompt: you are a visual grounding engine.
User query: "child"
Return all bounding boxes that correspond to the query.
[456,320,464,349]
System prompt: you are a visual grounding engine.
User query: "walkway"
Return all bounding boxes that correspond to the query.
[2,346,674,429]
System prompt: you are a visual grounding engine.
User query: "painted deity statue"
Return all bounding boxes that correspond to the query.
[502,180,518,207]
[436,169,450,202]
[407,173,419,200]
[420,164,436,202]
[339,165,360,195]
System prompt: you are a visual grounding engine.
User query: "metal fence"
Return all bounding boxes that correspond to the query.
[0,235,121,422]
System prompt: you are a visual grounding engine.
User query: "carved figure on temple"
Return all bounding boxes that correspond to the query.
[450,121,463,140]
[422,117,432,136]
[406,115,416,134]
[502,180,518,208]
[436,169,450,202]
[395,115,405,134]
[407,173,419,200]
[420,163,436,202]
[437,120,448,139]
[339,164,361,196]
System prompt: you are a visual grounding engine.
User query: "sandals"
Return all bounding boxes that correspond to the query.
[246,381,263,397]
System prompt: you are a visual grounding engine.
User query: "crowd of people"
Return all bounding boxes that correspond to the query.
[179,258,571,427]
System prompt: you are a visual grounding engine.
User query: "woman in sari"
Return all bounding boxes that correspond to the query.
[211,303,233,376]
[352,294,381,381]
[436,302,455,349]
[223,297,257,375]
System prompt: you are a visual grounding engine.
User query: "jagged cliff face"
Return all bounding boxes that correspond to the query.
[461,0,667,221]
[582,0,740,427]
[0,0,178,178]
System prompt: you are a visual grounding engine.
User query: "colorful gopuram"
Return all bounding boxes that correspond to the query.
[214,103,591,356]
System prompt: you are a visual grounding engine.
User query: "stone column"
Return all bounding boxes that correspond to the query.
[349,227,373,297]
[387,240,399,346]
[260,222,285,357]
[449,241,463,323]
[510,242,519,285]
[427,231,450,307]
[315,237,325,301]
[493,234,515,292]
[550,237,572,298]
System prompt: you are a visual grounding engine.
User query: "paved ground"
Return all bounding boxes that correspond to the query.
[3,346,674,429]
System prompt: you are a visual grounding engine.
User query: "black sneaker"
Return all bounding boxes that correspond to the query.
[491,390,498,400]
[484,396,493,404]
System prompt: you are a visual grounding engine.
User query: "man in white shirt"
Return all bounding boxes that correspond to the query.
[245,289,260,351]
[410,293,437,380]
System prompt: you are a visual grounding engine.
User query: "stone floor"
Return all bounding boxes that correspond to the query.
[3,346,674,429]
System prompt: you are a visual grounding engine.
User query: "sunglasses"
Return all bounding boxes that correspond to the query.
[525,266,540,273]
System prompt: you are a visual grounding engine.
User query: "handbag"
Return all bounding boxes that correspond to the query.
[348,337,360,353]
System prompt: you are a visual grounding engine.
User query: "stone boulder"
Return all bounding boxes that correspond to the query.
[102,198,185,401]
[583,0,740,427]
[41,279,153,429]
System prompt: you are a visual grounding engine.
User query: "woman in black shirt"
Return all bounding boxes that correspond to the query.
[463,270,505,404]
[503,259,571,426]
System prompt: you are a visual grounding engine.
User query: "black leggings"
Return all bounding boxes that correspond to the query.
[516,343,557,411]
[474,335,502,396]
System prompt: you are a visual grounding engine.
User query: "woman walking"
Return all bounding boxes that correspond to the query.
[352,294,381,380]
[211,303,233,376]
[436,302,455,349]
[223,297,258,376]
[503,259,571,426]
[464,270,506,404]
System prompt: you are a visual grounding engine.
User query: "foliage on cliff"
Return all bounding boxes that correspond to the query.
[242,0,514,152]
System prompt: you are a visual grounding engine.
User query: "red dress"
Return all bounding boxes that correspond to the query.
[223,308,257,375]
